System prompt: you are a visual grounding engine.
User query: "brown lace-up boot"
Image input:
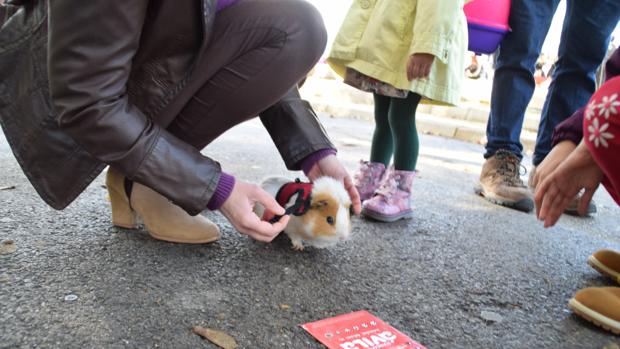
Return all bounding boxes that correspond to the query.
[475,149,534,212]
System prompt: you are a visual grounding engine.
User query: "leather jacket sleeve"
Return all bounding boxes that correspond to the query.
[260,87,335,170]
[48,0,220,215]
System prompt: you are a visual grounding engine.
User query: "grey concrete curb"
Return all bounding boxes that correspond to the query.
[310,99,537,151]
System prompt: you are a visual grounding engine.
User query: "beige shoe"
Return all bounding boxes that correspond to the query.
[569,287,620,335]
[106,167,220,244]
[529,166,596,216]
[474,150,534,212]
[588,249,620,283]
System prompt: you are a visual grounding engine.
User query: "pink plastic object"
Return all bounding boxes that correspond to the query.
[464,0,510,30]
[464,0,511,54]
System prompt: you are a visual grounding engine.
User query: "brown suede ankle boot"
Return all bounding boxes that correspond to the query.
[106,167,220,244]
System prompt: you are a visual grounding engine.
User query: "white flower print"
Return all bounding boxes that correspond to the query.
[597,93,620,119]
[587,117,615,148]
[585,101,596,120]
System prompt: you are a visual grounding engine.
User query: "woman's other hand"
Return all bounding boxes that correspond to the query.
[407,53,435,81]
[530,140,577,189]
[306,154,362,215]
[535,141,603,228]
[220,181,290,242]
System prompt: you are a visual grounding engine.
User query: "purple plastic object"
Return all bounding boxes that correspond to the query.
[467,21,510,55]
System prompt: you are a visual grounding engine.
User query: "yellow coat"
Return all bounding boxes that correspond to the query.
[328,0,468,106]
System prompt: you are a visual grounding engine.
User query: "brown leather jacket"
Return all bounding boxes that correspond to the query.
[0,0,333,215]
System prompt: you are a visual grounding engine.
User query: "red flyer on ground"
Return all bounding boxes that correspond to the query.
[301,311,426,349]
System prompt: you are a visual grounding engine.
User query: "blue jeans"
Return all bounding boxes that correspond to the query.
[484,0,620,165]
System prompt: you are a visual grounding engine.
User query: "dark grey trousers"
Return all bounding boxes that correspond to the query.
[167,0,327,151]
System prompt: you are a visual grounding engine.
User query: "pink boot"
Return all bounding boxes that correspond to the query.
[362,167,415,222]
[354,160,386,202]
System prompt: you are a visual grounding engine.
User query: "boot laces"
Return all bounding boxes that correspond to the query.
[494,151,526,187]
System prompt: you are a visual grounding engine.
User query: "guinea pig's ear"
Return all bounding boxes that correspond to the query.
[311,200,328,210]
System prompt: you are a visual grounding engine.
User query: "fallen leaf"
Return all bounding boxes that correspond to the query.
[603,343,620,349]
[0,185,15,191]
[0,240,16,255]
[192,326,238,349]
[279,304,291,310]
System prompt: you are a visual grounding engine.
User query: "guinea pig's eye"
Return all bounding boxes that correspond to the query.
[326,216,335,225]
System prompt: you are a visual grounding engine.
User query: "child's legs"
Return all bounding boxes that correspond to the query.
[370,93,394,166]
[388,93,422,171]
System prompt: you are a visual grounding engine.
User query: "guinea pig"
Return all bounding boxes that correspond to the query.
[254,176,352,250]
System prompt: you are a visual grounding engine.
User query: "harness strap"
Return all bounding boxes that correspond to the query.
[268,179,313,223]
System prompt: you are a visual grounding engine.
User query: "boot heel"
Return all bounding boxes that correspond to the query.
[108,187,138,229]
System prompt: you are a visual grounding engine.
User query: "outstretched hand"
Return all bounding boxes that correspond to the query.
[530,140,576,189]
[535,141,603,228]
[306,154,362,215]
[220,181,290,242]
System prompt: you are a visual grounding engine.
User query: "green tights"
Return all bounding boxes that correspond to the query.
[370,92,421,171]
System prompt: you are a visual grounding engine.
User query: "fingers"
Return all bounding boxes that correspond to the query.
[537,176,582,228]
[578,188,596,216]
[344,175,362,215]
[412,64,421,80]
[408,63,431,80]
[422,63,431,78]
[534,177,550,218]
[543,190,571,228]
[407,54,435,81]
[530,172,539,190]
[238,186,289,241]
[537,181,557,223]
[220,181,290,242]
[254,186,286,216]
[238,214,290,242]
[407,59,414,81]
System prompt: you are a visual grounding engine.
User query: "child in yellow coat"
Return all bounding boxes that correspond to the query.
[328,0,468,222]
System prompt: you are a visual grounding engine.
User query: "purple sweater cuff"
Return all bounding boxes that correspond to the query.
[207,172,235,211]
[300,149,338,176]
[552,48,620,147]
[216,0,238,11]
[552,107,584,146]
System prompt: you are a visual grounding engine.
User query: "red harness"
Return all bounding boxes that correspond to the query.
[264,178,313,223]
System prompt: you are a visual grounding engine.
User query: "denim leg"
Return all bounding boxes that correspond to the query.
[484,0,560,159]
[532,0,620,165]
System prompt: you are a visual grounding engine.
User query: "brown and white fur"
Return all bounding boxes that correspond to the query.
[255,176,352,250]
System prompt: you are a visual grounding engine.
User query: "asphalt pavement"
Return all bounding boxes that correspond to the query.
[1,115,620,349]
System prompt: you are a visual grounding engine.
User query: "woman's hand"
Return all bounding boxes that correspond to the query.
[306,154,362,215]
[530,140,577,189]
[407,53,435,81]
[535,141,604,228]
[220,181,290,242]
